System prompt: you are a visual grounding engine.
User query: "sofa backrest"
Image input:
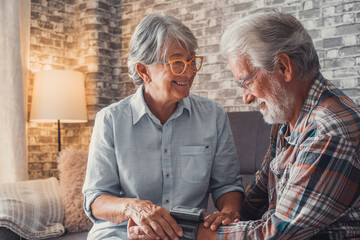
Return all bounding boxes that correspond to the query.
[227,111,271,187]
[206,111,271,213]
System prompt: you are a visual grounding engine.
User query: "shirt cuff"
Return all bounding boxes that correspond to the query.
[211,185,245,205]
[217,221,250,239]
[83,192,106,223]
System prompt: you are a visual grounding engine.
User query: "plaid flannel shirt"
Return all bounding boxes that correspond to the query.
[218,74,360,240]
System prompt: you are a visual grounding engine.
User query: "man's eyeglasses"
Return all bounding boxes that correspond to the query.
[235,69,259,89]
[154,56,204,76]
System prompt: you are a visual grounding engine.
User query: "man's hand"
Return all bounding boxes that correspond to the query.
[125,199,183,240]
[203,191,242,230]
[197,222,217,240]
[203,210,240,230]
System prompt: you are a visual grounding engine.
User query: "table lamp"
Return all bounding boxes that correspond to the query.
[30,70,87,152]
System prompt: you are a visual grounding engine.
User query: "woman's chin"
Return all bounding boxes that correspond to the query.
[173,84,190,97]
[179,91,190,99]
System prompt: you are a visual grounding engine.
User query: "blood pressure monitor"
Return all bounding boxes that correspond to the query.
[170,205,206,240]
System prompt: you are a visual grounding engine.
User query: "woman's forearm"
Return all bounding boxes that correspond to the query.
[91,194,134,224]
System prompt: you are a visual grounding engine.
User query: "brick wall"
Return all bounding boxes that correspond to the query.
[119,0,360,111]
[28,0,360,179]
[28,0,127,178]
[29,0,79,179]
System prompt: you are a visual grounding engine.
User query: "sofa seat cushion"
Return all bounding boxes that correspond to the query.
[0,227,22,240]
[49,231,88,240]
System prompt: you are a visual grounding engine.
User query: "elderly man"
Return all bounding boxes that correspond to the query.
[197,9,360,240]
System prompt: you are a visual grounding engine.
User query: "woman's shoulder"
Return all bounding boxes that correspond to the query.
[189,93,225,111]
[96,94,134,118]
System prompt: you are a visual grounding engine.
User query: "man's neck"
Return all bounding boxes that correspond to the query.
[288,79,313,132]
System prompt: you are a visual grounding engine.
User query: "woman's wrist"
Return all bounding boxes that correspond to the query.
[122,197,143,220]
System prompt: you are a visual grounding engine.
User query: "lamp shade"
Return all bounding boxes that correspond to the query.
[30,70,87,123]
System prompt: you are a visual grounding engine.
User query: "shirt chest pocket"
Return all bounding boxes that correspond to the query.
[180,145,211,183]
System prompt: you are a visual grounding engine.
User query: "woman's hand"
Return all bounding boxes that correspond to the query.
[203,210,240,231]
[125,199,183,240]
[128,218,151,240]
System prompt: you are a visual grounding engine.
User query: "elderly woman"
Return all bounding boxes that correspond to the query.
[82,14,243,240]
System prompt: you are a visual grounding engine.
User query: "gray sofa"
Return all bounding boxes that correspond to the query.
[1,111,270,240]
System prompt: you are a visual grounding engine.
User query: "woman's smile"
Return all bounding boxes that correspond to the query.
[172,80,190,86]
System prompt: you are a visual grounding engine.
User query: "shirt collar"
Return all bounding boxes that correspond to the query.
[286,73,326,144]
[300,73,326,114]
[130,85,192,125]
[130,86,147,125]
[177,95,191,117]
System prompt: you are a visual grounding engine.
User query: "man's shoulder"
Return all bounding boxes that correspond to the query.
[316,82,360,120]
[310,85,360,139]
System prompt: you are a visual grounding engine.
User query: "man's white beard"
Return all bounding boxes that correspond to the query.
[256,77,295,125]
[257,98,284,124]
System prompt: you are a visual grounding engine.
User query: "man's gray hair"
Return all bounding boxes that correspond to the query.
[220,9,320,80]
[128,14,198,85]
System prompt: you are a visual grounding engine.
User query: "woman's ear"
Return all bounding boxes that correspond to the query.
[136,63,151,83]
[276,53,293,83]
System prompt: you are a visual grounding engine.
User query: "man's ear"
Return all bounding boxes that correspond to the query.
[136,63,151,83]
[276,53,293,83]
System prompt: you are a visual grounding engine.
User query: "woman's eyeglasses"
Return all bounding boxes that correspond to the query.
[154,56,203,76]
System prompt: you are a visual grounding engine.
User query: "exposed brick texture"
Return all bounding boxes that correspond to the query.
[28,0,360,179]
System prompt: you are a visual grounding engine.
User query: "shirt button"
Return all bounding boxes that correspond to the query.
[158,127,162,131]
[164,148,167,153]
[165,173,170,178]
[165,199,169,203]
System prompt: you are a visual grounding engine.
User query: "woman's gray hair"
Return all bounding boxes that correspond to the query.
[128,14,198,85]
[220,9,320,81]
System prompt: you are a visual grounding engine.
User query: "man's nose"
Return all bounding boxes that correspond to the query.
[242,88,255,105]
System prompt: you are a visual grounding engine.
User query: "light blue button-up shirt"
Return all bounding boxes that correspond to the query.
[82,86,243,238]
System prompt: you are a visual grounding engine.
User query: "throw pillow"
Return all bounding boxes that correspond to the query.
[0,177,65,239]
[57,148,93,232]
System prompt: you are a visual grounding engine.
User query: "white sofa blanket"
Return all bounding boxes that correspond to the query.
[0,177,65,239]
